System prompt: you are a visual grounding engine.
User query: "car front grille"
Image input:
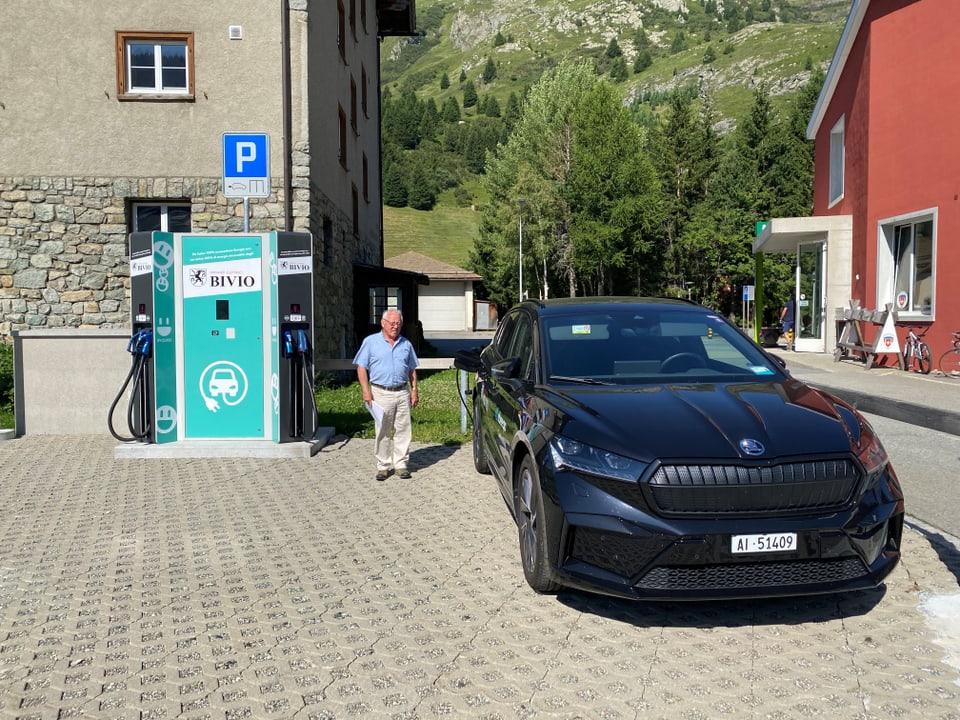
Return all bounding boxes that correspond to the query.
[635,557,867,591]
[647,459,861,516]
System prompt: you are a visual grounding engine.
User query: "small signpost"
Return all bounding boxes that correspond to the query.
[222,133,271,231]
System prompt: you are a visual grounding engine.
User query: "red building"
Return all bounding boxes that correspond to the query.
[756,0,960,356]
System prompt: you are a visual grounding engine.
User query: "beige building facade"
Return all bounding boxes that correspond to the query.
[0,0,415,358]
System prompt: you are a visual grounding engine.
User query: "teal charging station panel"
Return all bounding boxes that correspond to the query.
[180,234,267,439]
[150,232,179,444]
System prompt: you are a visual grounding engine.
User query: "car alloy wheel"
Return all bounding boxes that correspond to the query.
[515,454,560,593]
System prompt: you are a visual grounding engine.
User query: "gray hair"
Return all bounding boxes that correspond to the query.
[381,308,403,323]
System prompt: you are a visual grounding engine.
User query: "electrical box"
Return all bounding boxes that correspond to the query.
[128,231,314,445]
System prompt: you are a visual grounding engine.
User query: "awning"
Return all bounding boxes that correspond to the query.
[753,215,852,254]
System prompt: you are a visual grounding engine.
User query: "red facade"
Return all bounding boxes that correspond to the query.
[810,0,960,355]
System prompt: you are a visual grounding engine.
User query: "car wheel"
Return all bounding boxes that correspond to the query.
[515,454,560,593]
[472,398,491,474]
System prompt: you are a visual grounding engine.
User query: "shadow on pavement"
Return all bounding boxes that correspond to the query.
[556,584,887,628]
[908,520,960,587]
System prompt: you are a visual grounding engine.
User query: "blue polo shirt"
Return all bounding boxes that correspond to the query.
[353,331,419,386]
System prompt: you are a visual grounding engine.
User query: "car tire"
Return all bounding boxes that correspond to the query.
[472,399,491,475]
[515,454,560,593]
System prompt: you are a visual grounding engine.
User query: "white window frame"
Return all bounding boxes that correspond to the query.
[876,208,936,320]
[116,31,194,99]
[368,286,401,324]
[828,116,844,206]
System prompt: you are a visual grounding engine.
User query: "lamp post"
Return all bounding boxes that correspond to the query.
[518,198,526,302]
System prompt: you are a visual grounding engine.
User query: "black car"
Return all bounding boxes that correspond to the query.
[455,297,904,601]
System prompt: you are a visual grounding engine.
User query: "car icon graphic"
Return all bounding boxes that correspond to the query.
[209,368,239,398]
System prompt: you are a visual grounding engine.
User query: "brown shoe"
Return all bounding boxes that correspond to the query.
[397,468,412,479]
[375,470,389,481]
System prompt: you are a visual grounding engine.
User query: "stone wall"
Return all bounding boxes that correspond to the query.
[0,174,281,338]
[0,156,370,359]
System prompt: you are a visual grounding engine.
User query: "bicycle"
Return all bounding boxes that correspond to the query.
[902,326,932,374]
[938,331,960,377]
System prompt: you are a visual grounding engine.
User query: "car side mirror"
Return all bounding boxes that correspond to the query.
[491,357,521,380]
[453,346,483,373]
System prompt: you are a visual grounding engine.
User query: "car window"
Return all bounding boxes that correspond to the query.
[492,312,518,358]
[507,313,535,381]
[542,309,779,382]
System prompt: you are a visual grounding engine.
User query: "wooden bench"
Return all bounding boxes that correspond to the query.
[834,300,904,370]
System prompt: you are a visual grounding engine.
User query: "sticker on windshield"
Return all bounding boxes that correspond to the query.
[571,324,592,335]
[750,366,775,375]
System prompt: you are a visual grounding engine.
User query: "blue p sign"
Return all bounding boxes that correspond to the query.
[223,133,271,198]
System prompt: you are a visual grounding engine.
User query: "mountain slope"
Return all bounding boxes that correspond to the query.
[381,0,850,266]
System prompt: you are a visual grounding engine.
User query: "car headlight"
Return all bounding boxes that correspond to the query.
[549,436,647,482]
[857,424,890,478]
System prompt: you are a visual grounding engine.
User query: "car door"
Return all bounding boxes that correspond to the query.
[478,312,518,482]
[487,310,535,486]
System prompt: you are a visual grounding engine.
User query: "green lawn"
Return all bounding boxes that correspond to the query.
[383,195,480,268]
[316,368,470,446]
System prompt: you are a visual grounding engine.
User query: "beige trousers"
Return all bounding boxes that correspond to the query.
[371,387,412,471]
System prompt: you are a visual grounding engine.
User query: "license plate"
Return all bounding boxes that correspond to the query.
[731,532,797,554]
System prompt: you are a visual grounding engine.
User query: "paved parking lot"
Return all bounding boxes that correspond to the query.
[1,434,959,719]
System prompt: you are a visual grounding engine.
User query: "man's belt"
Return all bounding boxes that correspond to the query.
[371,383,407,391]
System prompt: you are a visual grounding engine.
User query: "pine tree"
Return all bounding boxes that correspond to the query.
[441,95,461,123]
[463,79,478,108]
[504,91,521,129]
[382,163,408,207]
[610,57,628,82]
[440,72,450,90]
[482,57,497,83]
[407,164,437,210]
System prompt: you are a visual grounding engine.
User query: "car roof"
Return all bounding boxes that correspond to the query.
[519,296,700,316]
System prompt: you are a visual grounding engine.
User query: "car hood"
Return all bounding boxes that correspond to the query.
[549,378,859,462]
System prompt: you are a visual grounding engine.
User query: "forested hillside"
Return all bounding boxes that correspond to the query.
[379,0,849,319]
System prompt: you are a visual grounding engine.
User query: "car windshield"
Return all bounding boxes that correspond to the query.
[541,308,780,383]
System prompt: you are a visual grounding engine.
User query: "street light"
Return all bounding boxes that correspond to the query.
[518,198,526,302]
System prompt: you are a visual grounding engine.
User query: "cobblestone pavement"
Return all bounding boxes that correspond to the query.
[1,435,959,720]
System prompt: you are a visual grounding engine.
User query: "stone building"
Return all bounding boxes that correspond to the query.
[0,0,417,358]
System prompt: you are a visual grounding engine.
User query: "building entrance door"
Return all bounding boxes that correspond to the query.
[795,241,826,352]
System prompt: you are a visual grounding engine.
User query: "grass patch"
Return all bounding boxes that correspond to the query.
[383,202,480,268]
[316,368,470,445]
[0,342,13,430]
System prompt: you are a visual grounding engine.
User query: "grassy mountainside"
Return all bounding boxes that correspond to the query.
[382,0,849,268]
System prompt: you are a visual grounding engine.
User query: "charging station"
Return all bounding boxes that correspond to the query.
[116,231,320,454]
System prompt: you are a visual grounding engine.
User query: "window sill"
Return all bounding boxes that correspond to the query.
[118,93,195,103]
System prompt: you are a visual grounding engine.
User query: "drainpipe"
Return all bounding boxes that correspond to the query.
[280,0,294,231]
[376,39,385,265]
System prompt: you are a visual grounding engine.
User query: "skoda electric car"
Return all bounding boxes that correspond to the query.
[455,297,904,601]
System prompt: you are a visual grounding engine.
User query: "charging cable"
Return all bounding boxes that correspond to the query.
[108,328,153,442]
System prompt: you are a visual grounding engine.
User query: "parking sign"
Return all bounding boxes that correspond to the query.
[222,133,271,198]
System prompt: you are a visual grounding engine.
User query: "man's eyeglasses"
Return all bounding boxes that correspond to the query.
[383,320,402,326]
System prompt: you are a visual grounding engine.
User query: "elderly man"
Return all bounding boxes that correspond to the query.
[353,309,420,480]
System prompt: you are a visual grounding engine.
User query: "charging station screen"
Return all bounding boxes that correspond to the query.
[180,235,265,438]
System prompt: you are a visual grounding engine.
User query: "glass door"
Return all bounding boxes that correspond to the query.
[795,241,826,352]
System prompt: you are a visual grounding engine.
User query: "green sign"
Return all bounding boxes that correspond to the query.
[180,235,265,439]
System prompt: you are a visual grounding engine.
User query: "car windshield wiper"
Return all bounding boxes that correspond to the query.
[548,375,612,385]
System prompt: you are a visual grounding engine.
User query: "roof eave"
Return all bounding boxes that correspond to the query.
[807,0,870,140]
